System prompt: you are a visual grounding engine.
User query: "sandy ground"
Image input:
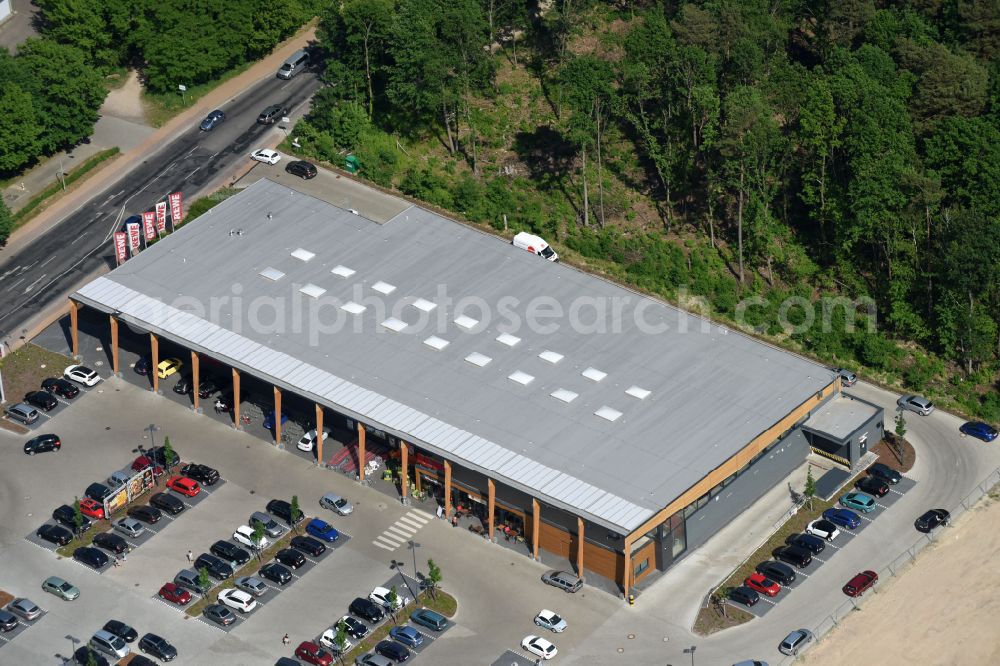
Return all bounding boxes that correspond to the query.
[803,495,1000,666]
[102,69,147,122]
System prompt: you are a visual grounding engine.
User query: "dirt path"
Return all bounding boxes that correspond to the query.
[101,69,147,123]
[802,495,1000,666]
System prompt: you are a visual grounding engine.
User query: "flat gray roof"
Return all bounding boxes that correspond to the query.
[803,394,880,441]
[75,179,835,532]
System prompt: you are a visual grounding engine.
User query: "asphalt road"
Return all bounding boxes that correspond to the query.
[0,70,322,344]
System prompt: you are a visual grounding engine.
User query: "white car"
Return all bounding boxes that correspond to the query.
[805,519,841,541]
[369,586,408,611]
[232,525,270,550]
[319,492,353,515]
[234,576,268,597]
[319,626,354,653]
[217,588,257,613]
[250,148,281,165]
[297,428,331,452]
[534,609,567,633]
[64,365,101,386]
[521,635,558,660]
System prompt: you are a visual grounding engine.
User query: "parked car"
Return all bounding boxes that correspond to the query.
[410,608,447,631]
[138,632,177,661]
[374,639,410,662]
[822,507,861,529]
[0,609,18,631]
[868,462,902,484]
[338,614,370,639]
[200,109,226,131]
[149,445,180,467]
[257,104,288,125]
[89,629,129,660]
[233,525,271,550]
[156,358,183,378]
[840,492,877,513]
[174,569,211,595]
[235,576,269,597]
[960,421,998,442]
[778,629,814,656]
[755,561,795,586]
[370,586,407,611]
[211,540,251,567]
[914,508,950,532]
[42,576,80,601]
[4,402,39,424]
[103,620,138,643]
[24,390,58,411]
[319,492,354,515]
[728,586,760,607]
[855,475,890,497]
[134,356,151,375]
[295,641,333,666]
[784,532,825,555]
[291,535,326,557]
[275,548,306,570]
[260,563,292,586]
[194,553,234,580]
[534,608,567,632]
[132,455,164,475]
[114,517,144,539]
[250,511,285,538]
[250,148,281,165]
[128,504,162,524]
[179,463,219,486]
[541,570,583,593]
[772,545,813,569]
[897,394,934,415]
[833,368,857,386]
[166,475,200,497]
[24,433,61,455]
[306,518,339,542]
[73,646,109,666]
[297,428,331,452]
[53,505,92,533]
[42,377,79,398]
[197,378,223,399]
[203,604,236,626]
[36,524,73,546]
[157,583,192,605]
[266,499,303,525]
[356,656,393,666]
[349,597,384,623]
[93,532,130,554]
[843,570,878,597]
[79,498,106,520]
[74,547,109,569]
[8,598,41,620]
[150,492,185,515]
[85,482,115,502]
[172,374,192,395]
[263,410,289,430]
[521,635,557,660]
[320,624,354,653]
[744,573,780,597]
[286,160,318,179]
[64,364,101,386]
[218,588,258,613]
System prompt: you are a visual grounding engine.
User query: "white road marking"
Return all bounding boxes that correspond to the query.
[6,277,25,291]
[24,274,48,293]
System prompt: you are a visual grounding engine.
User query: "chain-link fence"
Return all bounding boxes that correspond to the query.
[776,464,1000,664]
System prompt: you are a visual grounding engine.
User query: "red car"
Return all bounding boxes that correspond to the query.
[166,476,200,497]
[158,582,192,605]
[295,641,333,666]
[744,572,781,597]
[132,455,164,476]
[78,498,106,520]
[843,570,878,597]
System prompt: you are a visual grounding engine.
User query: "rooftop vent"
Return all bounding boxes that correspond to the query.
[259,267,285,281]
[341,301,366,314]
[454,315,479,330]
[625,385,651,400]
[291,248,315,262]
[381,317,407,332]
[508,371,535,386]
[299,284,326,299]
[372,281,396,295]
[424,336,449,351]
[412,298,437,312]
[582,367,607,382]
[538,350,564,364]
[594,406,623,422]
[496,332,521,347]
[331,265,355,278]
[465,352,492,367]
[550,388,579,403]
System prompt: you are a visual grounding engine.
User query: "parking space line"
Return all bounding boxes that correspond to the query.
[876,502,889,509]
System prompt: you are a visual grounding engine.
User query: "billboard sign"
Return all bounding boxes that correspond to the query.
[114,232,128,265]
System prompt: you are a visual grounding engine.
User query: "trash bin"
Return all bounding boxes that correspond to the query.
[345,155,360,174]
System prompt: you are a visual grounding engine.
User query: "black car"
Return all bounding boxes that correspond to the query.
[173,374,192,395]
[36,524,72,546]
[257,104,288,124]
[266,499,303,525]
[93,532,130,554]
[375,639,411,663]
[128,504,162,524]
[197,378,222,399]
[134,356,151,375]
[138,632,177,661]
[211,540,250,567]
[150,492,185,515]
[340,615,369,639]
[103,619,138,643]
[85,482,115,502]
[914,508,950,533]
[868,462,901,484]
[150,445,180,467]
[772,544,813,569]
[130,656,159,666]
[855,475,890,497]
[74,546,109,569]
[785,532,826,555]
[194,553,234,580]
[24,433,61,455]
[728,586,760,607]
[285,160,317,179]
[290,535,326,558]
[755,560,796,585]
[274,548,306,569]
[180,463,220,486]
[42,377,79,398]
[24,390,58,411]
[74,646,110,666]
[260,562,292,585]
[0,609,19,632]
[350,597,384,623]
[52,505,92,533]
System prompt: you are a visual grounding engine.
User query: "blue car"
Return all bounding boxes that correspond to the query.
[200,109,226,131]
[306,518,339,542]
[840,491,876,513]
[823,507,861,529]
[263,411,289,430]
[389,625,424,648]
[960,421,998,442]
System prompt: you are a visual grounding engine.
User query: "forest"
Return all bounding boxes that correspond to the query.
[293,0,1000,420]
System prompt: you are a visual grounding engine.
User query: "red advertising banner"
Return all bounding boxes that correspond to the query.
[126,222,141,254]
[168,191,183,225]
[155,201,167,234]
[114,232,128,265]
[142,211,156,240]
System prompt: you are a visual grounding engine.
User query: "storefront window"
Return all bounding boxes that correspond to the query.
[670,512,686,558]
[635,558,649,575]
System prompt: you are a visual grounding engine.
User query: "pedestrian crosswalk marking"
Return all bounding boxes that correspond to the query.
[372,511,433,551]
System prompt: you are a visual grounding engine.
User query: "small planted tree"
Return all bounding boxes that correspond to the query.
[894,411,907,439]
[198,566,211,592]
[162,436,176,469]
[333,620,349,665]
[251,522,266,561]
[86,650,99,666]
[73,497,85,539]
[386,585,399,624]
[803,465,817,511]
[290,495,301,532]
[425,558,442,599]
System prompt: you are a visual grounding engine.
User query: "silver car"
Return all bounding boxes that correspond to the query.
[250,511,284,538]
[115,518,144,539]
[8,598,41,621]
[235,576,268,597]
[897,394,934,415]
[319,492,353,515]
[778,628,814,655]
[5,403,39,425]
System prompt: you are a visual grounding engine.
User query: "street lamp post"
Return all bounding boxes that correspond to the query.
[408,540,420,586]
[683,645,696,666]
[145,424,157,450]
[390,560,417,601]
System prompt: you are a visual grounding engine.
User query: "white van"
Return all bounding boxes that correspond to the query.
[512,232,558,262]
[277,50,310,79]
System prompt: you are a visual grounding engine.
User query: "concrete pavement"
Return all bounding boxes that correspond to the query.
[0,0,37,54]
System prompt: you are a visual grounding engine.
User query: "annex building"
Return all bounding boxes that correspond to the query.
[70,178,882,597]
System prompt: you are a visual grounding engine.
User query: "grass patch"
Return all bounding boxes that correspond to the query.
[143,63,256,128]
[693,602,754,636]
[0,343,78,410]
[10,148,120,229]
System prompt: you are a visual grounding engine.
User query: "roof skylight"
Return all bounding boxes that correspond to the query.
[341,301,366,314]
[454,315,479,330]
[550,388,579,403]
[496,332,521,347]
[508,371,535,386]
[299,284,326,298]
[538,350,564,364]
[259,267,285,281]
[465,352,492,367]
[582,367,607,382]
[595,406,623,422]
[372,281,396,295]
[412,298,437,312]
[626,386,651,400]
[381,317,407,332]
[291,248,315,262]
[424,336,449,350]
[331,265,355,278]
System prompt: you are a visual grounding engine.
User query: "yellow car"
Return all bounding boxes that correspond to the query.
[157,358,183,379]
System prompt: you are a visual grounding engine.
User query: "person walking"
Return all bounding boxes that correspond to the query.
[186,549,193,563]
[282,633,290,646]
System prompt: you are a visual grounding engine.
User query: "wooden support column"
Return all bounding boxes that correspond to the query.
[487,478,496,542]
[622,535,634,601]
[190,352,200,411]
[273,386,282,444]
[532,498,541,560]
[69,300,79,356]
[109,315,119,375]
[357,422,366,481]
[444,461,452,516]
[232,368,241,428]
[576,517,585,578]
[315,404,324,465]
[400,442,409,498]
[150,333,159,393]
